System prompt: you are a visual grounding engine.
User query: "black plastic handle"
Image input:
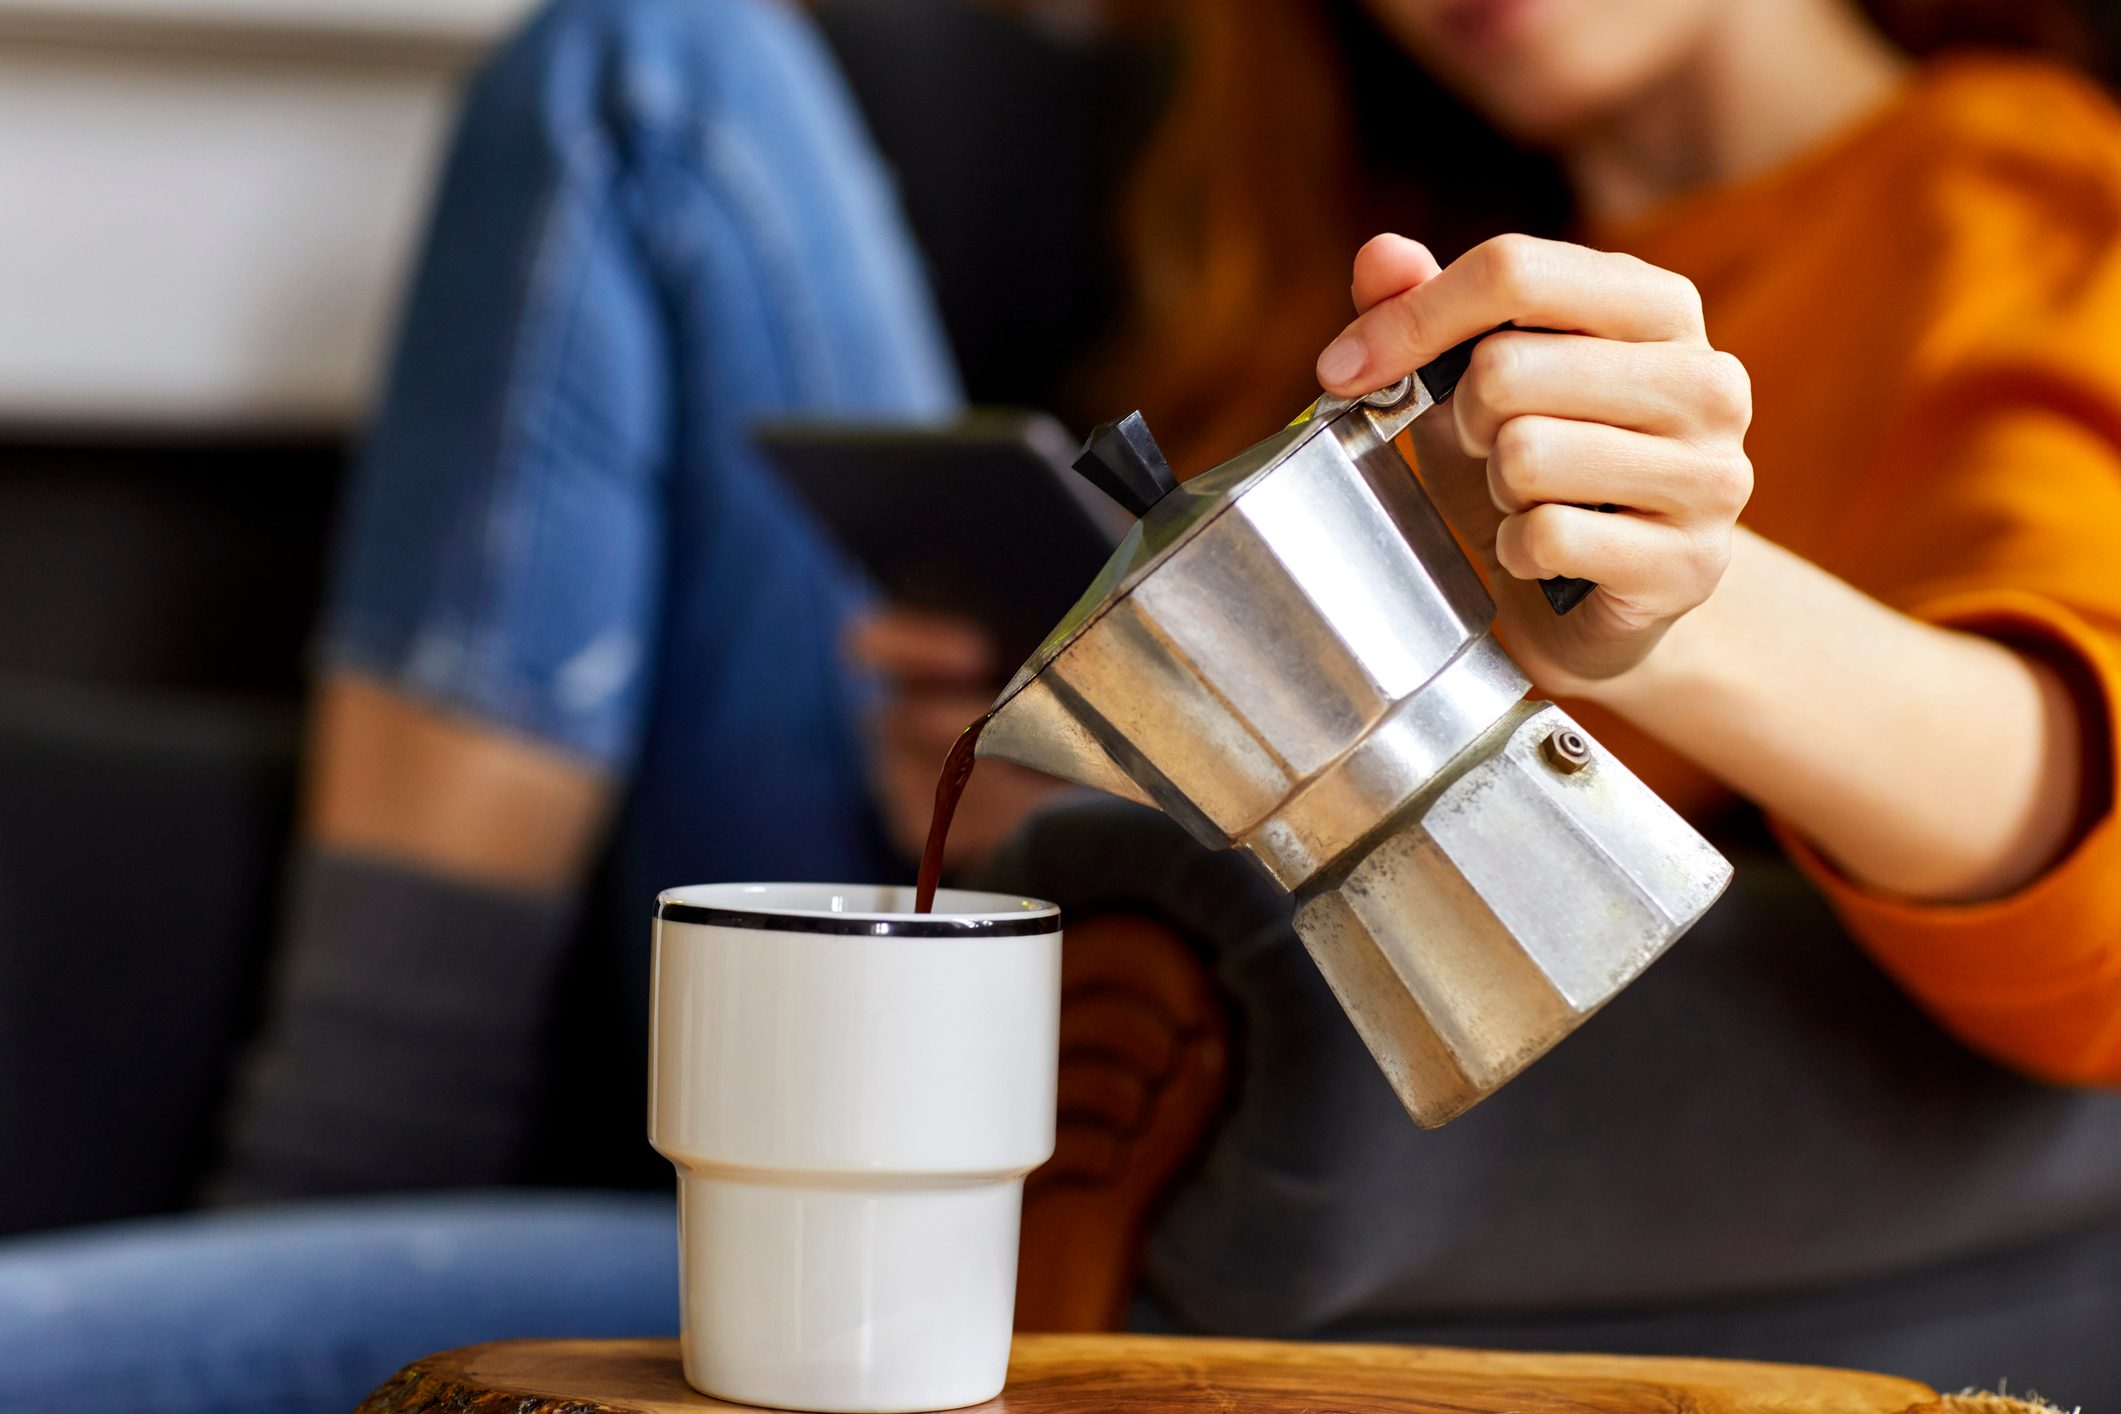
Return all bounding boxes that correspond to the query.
[1418,327,1597,617]
[1540,576,1597,613]
[1416,331,1486,406]
[1073,410,1179,518]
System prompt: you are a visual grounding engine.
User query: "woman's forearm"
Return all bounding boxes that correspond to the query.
[1588,527,2086,902]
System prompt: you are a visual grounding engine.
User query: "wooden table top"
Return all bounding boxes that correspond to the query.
[358,1332,1986,1414]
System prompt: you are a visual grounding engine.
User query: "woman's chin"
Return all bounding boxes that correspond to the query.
[1371,0,1723,147]
[1460,82,1623,148]
[1434,0,1550,54]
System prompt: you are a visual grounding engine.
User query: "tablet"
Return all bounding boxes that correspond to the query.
[756,411,1129,675]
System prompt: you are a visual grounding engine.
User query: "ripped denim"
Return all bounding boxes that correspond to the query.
[324,0,962,911]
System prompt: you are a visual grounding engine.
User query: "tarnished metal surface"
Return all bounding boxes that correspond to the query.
[1296,704,1732,1125]
[979,385,1733,1124]
[1246,636,1528,889]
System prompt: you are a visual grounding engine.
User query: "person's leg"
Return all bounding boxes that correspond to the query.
[217,0,961,1203]
[324,0,962,879]
[596,0,972,904]
[0,1193,676,1414]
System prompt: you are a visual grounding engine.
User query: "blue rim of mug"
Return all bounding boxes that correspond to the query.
[654,897,1060,938]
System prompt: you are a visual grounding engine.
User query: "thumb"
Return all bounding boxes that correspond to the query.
[1349,233,1443,314]
[1323,234,1446,392]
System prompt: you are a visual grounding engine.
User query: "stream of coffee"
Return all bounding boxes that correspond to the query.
[913,712,992,914]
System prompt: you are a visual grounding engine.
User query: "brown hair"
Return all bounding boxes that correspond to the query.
[1082,0,2103,472]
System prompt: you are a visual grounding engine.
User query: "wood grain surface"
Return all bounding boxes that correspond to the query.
[357,1333,1960,1414]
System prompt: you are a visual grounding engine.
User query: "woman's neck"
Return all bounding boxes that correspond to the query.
[1561,0,1908,229]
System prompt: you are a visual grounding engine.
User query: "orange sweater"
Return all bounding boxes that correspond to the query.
[1564,54,2121,1086]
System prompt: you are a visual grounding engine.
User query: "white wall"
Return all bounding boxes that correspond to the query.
[0,0,534,48]
[0,1,536,434]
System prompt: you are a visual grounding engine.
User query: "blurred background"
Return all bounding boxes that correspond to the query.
[0,0,1149,1238]
[10,0,2121,1249]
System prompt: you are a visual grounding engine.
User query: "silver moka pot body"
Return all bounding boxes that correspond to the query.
[978,377,1732,1125]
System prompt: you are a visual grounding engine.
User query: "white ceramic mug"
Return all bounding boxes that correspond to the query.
[648,882,1061,1413]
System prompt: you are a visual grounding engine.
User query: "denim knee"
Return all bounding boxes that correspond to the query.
[488,0,866,164]
[324,0,953,764]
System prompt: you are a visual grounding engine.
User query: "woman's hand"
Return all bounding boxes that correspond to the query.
[844,607,1060,869]
[1317,233,1754,693]
[1318,235,2093,909]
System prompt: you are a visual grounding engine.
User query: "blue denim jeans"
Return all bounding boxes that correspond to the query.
[328,0,960,907]
[0,1,957,1409]
[0,1194,677,1414]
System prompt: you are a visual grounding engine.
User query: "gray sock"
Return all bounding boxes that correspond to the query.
[204,848,578,1205]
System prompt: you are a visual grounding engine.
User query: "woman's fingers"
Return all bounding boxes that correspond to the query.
[1483,416,1754,519]
[844,608,993,685]
[1318,234,1708,396]
[1450,331,1752,454]
[1349,233,1443,314]
[880,688,996,749]
[1321,231,1750,687]
[1494,502,1731,614]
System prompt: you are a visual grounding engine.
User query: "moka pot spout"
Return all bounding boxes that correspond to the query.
[975,671,1156,809]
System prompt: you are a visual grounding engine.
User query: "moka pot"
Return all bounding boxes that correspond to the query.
[973,344,1732,1125]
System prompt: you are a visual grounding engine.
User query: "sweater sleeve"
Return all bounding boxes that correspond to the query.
[1773,399,2121,1084]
